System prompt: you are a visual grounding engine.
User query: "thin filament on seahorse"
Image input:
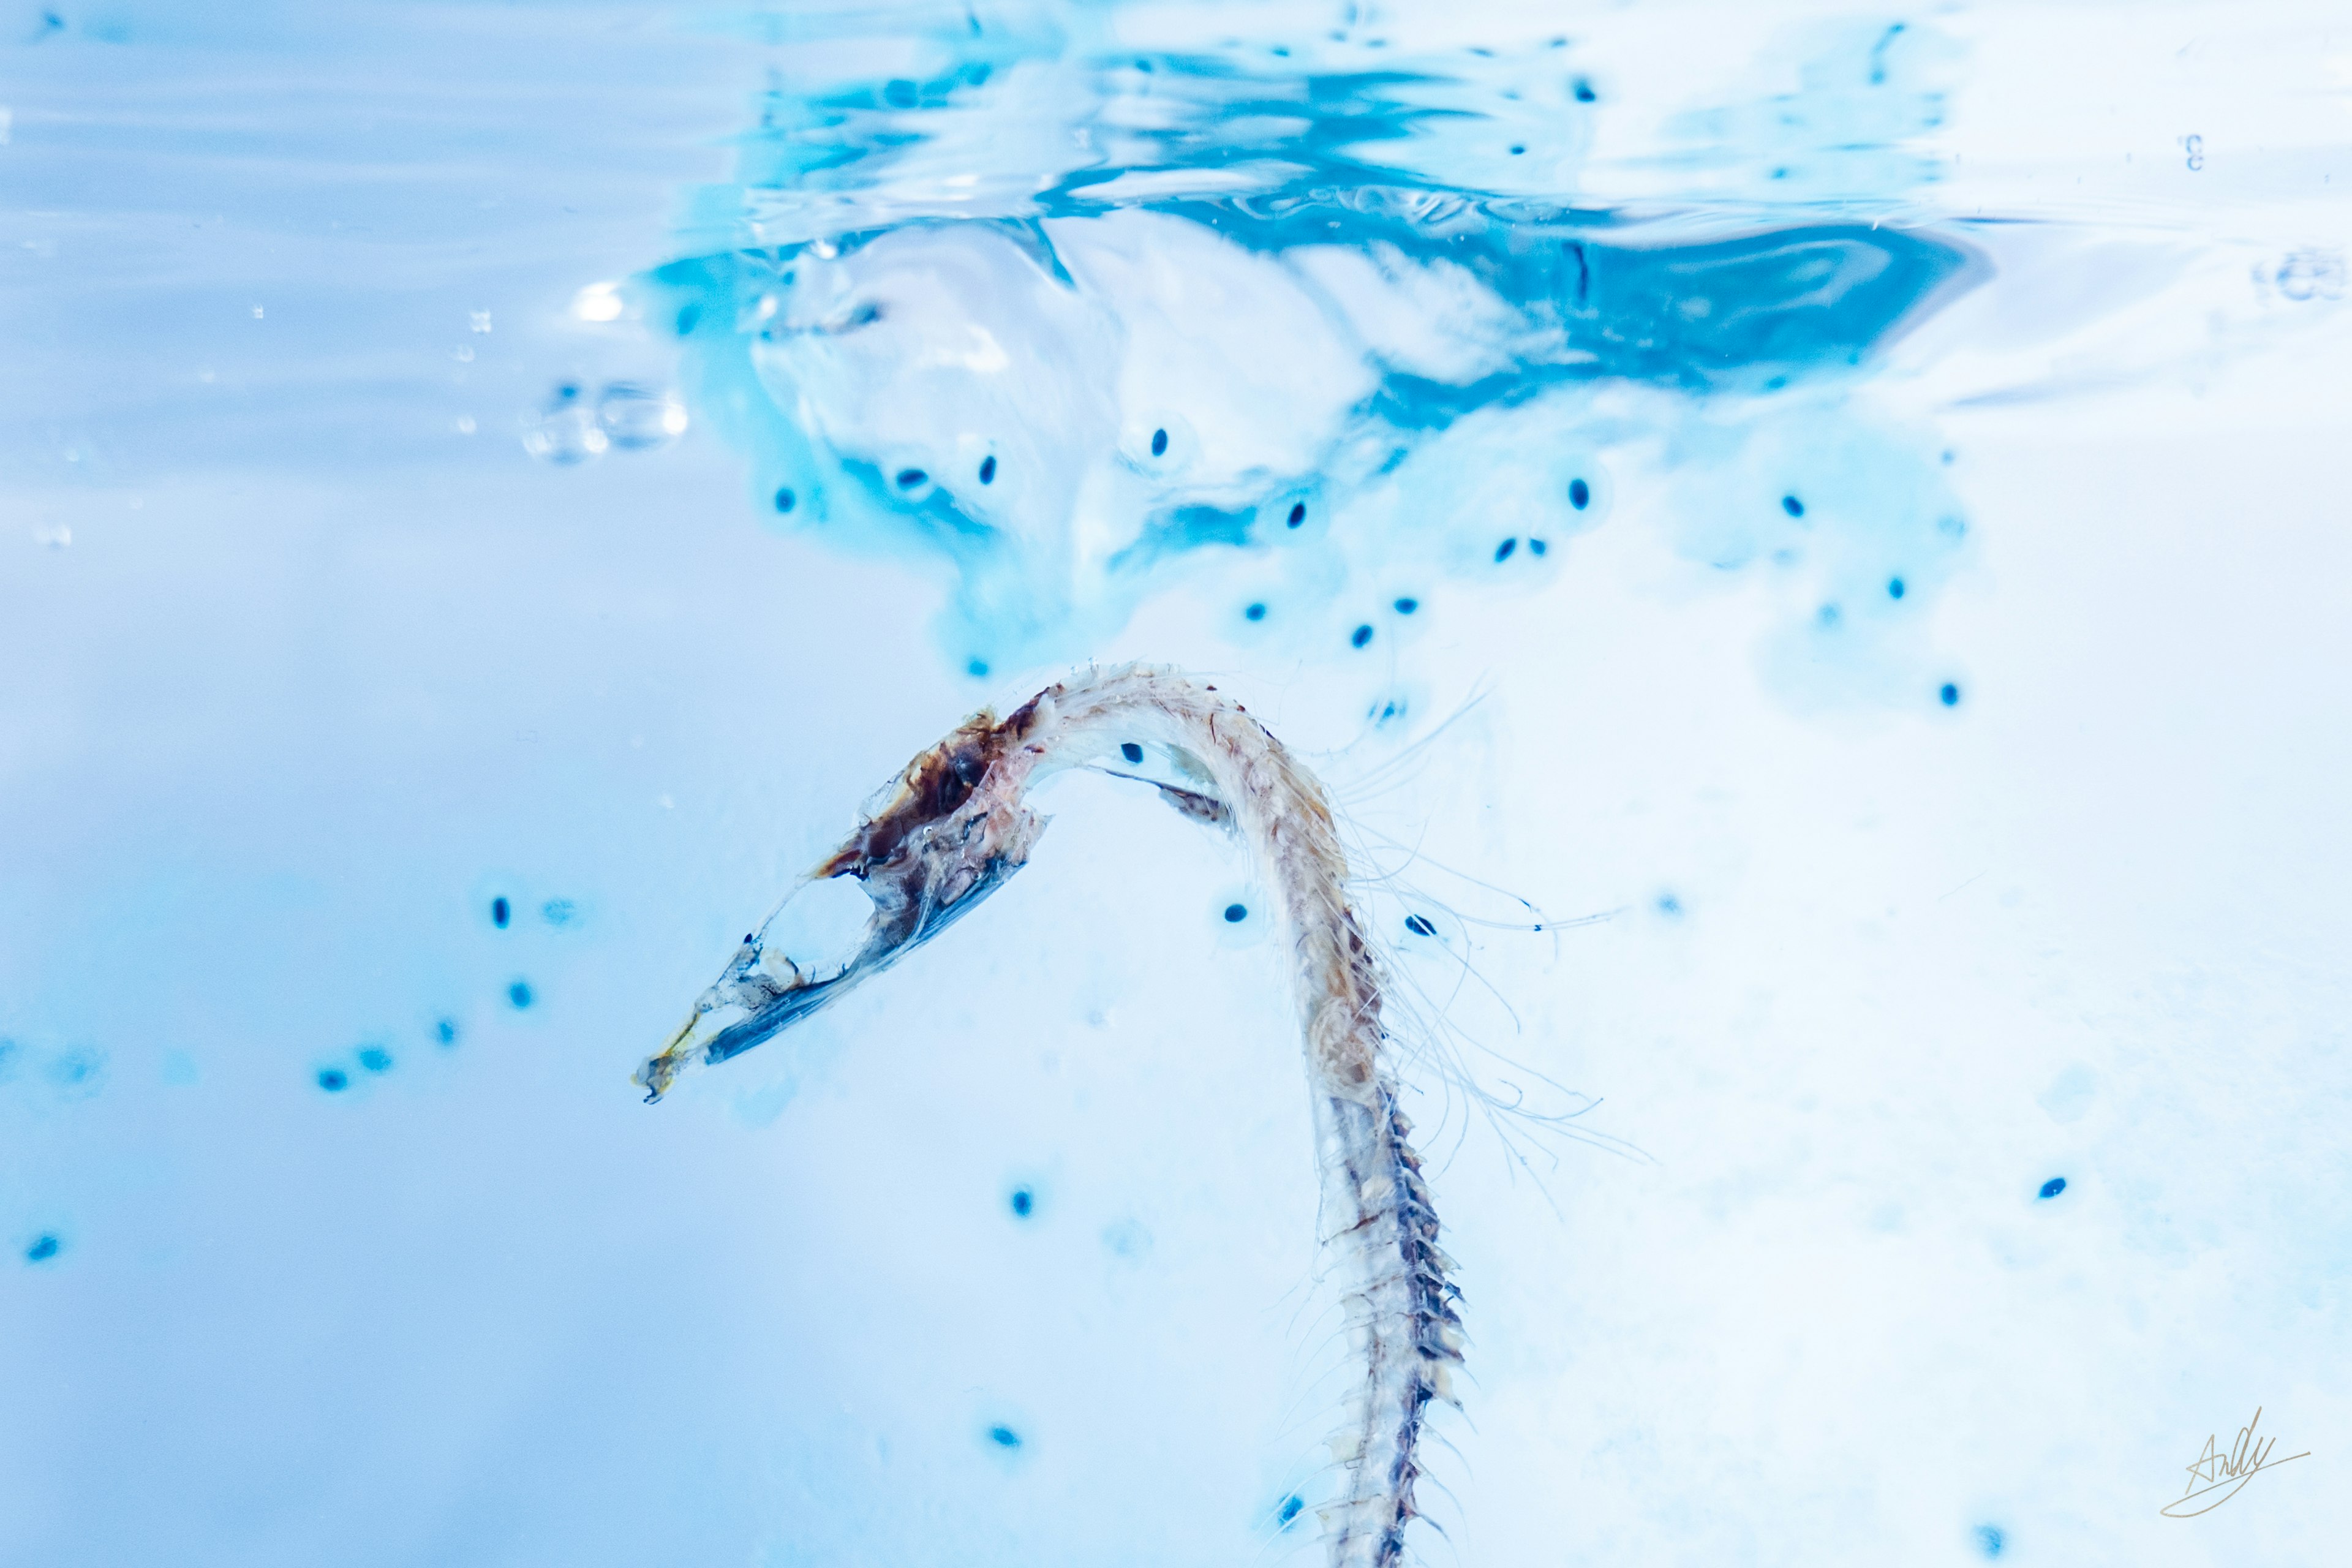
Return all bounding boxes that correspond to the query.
[638,663,1461,1568]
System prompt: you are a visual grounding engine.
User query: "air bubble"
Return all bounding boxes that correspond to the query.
[596,383,688,451]
[521,384,608,464]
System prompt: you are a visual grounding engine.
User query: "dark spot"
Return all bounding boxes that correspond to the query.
[1781,494,1805,518]
[317,1068,349,1092]
[491,896,510,928]
[1393,596,1418,614]
[1888,577,1906,599]
[1569,477,1590,509]
[26,1235,59,1263]
[1286,502,1306,528]
[1940,682,1962,707]
[1817,603,1841,628]
[2038,1177,2067,1200]
[1278,1495,1305,1526]
[356,1047,392,1074]
[1405,914,1436,937]
[968,658,989,677]
[1494,538,1517,562]
[1657,894,1683,916]
[1529,537,1547,556]
[1351,624,1373,648]
[773,486,796,513]
[675,303,701,335]
[1574,77,1597,102]
[988,1425,1022,1449]
[1150,427,1167,457]
[1509,144,1525,155]
[978,454,995,484]
[1010,1187,1034,1218]
[508,981,534,1009]
[883,78,919,108]
[1120,742,1144,764]
[435,1018,459,1046]
[1244,601,1266,621]
[1223,903,1248,924]
[894,468,927,489]
[1975,1525,2005,1558]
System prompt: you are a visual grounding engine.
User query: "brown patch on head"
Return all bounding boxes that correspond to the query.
[816,712,1008,878]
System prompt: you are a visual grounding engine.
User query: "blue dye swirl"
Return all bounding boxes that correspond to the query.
[638,19,1982,676]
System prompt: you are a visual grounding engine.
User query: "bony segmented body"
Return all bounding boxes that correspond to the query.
[639,664,1460,1568]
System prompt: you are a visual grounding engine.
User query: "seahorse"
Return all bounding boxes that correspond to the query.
[638,663,1461,1568]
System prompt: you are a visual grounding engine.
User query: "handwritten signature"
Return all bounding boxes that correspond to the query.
[2161,1407,2309,1518]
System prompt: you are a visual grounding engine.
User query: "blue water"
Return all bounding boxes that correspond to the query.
[644,15,1982,673]
[5,4,2350,1567]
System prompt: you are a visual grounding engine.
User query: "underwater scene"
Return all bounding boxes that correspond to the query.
[4,1,2348,1564]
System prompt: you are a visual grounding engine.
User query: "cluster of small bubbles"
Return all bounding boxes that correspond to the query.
[541,899,579,927]
[2273,249,2346,303]
[522,381,686,463]
[1974,1524,2007,1559]
[26,1235,61,1264]
[356,1046,393,1074]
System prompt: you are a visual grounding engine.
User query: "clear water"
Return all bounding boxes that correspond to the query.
[4,4,2348,1566]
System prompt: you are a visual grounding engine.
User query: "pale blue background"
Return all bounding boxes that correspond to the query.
[4,4,2348,1565]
